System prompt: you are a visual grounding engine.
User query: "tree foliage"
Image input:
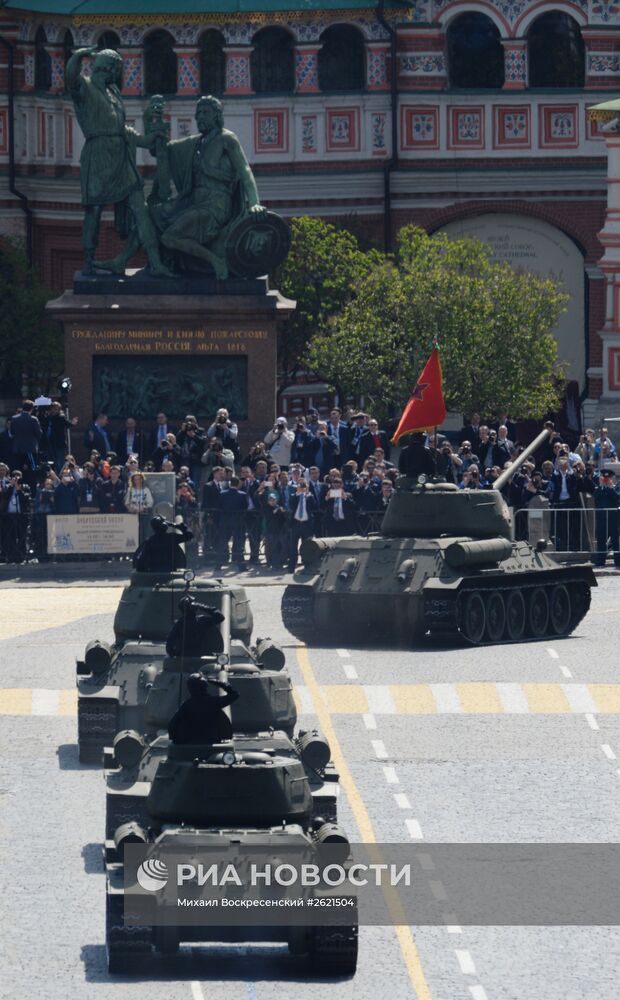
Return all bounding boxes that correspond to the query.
[0,241,63,396]
[307,225,568,421]
[276,216,382,385]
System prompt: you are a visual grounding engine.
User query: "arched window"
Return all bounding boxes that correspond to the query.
[251,27,294,93]
[144,29,177,95]
[447,13,505,88]
[63,29,74,73]
[318,25,365,91]
[98,30,120,52]
[528,12,584,87]
[200,29,225,95]
[34,26,51,91]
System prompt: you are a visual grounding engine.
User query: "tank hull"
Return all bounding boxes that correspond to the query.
[281,536,596,647]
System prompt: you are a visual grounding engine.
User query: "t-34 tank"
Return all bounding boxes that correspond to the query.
[282,429,596,646]
[104,740,356,974]
[77,592,295,763]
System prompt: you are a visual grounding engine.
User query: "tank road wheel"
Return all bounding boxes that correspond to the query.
[504,590,526,642]
[460,592,486,645]
[484,592,506,644]
[106,892,152,973]
[569,581,592,632]
[527,587,549,639]
[548,584,572,636]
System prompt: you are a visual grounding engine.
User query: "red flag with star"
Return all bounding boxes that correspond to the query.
[391,346,447,444]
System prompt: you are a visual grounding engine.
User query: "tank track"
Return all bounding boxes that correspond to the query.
[426,573,593,646]
[106,890,152,973]
[105,793,150,842]
[78,697,118,765]
[308,921,358,974]
[281,586,316,642]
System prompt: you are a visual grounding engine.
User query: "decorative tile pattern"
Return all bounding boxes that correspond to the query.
[50,51,65,92]
[295,49,319,91]
[400,53,446,76]
[226,52,252,93]
[401,106,439,149]
[591,0,620,22]
[0,109,8,155]
[301,115,317,153]
[588,53,620,74]
[178,54,200,92]
[432,0,527,22]
[540,105,579,148]
[586,111,606,141]
[493,106,530,147]
[254,109,288,154]
[326,108,360,152]
[122,55,143,95]
[367,47,389,89]
[24,53,35,89]
[371,113,387,155]
[46,113,55,159]
[504,46,527,85]
[448,107,485,149]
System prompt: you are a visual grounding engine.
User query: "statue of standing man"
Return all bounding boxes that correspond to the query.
[65,47,173,277]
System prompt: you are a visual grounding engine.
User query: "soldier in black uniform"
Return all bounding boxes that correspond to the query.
[165,594,225,656]
[593,469,620,567]
[133,514,193,572]
[168,672,238,743]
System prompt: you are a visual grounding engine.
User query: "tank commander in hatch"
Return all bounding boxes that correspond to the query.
[165,595,225,657]
[168,672,238,744]
[133,515,192,573]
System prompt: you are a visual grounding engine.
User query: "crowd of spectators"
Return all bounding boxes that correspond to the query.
[0,399,618,567]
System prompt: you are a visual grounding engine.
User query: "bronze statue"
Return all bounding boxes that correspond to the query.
[65,47,174,277]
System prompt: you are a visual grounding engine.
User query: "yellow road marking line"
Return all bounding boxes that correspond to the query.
[521,683,571,714]
[391,684,437,715]
[456,682,503,714]
[589,684,620,713]
[323,684,369,714]
[0,689,32,714]
[297,645,434,1000]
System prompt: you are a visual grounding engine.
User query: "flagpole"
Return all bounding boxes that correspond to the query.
[433,424,438,478]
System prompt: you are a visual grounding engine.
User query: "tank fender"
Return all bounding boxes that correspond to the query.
[77,681,120,699]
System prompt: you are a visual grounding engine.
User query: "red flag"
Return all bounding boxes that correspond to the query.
[391,347,447,444]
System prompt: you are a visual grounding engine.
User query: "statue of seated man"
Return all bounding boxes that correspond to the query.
[132,515,192,573]
[165,595,225,657]
[168,672,238,744]
[153,95,266,280]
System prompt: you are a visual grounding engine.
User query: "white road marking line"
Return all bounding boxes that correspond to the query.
[245,982,258,1000]
[31,689,59,715]
[337,649,350,658]
[430,683,462,714]
[616,768,620,781]
[547,648,559,659]
[343,663,358,680]
[444,919,462,935]
[363,713,377,731]
[417,853,435,872]
[559,665,573,679]
[496,682,529,714]
[394,792,411,810]
[383,765,399,785]
[371,739,388,759]
[562,684,597,713]
[293,685,314,715]
[429,880,447,901]
[405,818,424,840]
[191,983,205,1000]
[586,713,600,731]
[364,684,396,714]
[455,950,477,976]
[469,986,489,1000]
[601,744,617,761]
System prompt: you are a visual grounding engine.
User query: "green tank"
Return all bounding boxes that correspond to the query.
[77,637,296,763]
[104,741,357,974]
[282,429,596,646]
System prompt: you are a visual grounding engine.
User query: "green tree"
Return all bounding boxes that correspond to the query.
[308,225,568,421]
[276,216,382,390]
[0,240,63,396]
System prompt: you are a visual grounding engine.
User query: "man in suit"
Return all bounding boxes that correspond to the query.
[326,407,351,467]
[357,418,391,464]
[288,481,318,572]
[201,465,225,566]
[217,475,248,570]
[149,412,176,453]
[459,412,482,453]
[549,459,579,551]
[40,401,78,472]
[306,423,337,478]
[84,413,112,457]
[0,470,31,562]
[11,400,42,486]
[115,416,143,465]
[239,465,262,565]
[348,412,368,467]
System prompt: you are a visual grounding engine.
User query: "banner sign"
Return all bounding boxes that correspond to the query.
[46,514,140,555]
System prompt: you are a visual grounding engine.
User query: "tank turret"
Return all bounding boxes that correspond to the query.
[282,428,596,647]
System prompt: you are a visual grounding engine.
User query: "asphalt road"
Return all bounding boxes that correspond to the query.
[1,574,620,1000]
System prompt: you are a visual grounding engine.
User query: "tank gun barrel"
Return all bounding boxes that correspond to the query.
[492,428,551,493]
[218,591,232,724]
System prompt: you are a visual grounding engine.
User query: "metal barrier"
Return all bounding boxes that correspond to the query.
[514,502,620,565]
